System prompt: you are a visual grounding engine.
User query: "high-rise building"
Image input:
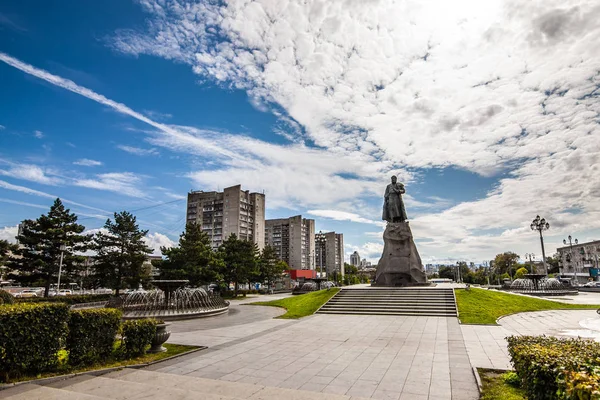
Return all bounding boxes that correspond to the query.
[350,251,361,267]
[186,185,265,250]
[315,231,345,278]
[265,215,315,270]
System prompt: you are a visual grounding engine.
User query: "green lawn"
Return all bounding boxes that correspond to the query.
[479,369,526,400]
[456,288,600,324]
[249,288,340,319]
[3,343,198,384]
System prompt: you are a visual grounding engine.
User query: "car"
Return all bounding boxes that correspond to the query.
[15,289,38,298]
[57,289,73,296]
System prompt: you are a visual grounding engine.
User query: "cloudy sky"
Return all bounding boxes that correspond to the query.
[0,0,599,263]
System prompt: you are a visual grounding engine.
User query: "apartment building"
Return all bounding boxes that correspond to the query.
[557,239,600,283]
[350,251,361,267]
[265,215,315,270]
[315,231,345,278]
[186,185,265,250]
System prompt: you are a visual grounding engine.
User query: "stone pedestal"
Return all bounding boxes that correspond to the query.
[374,222,427,286]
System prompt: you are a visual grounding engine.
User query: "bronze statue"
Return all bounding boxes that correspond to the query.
[382,175,408,223]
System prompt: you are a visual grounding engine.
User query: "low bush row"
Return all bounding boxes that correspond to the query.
[0,289,14,305]
[17,293,113,305]
[0,302,156,381]
[507,335,600,400]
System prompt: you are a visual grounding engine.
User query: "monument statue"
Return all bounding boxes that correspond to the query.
[382,175,407,223]
[375,176,427,286]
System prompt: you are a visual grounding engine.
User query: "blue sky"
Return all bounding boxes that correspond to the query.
[1,0,599,263]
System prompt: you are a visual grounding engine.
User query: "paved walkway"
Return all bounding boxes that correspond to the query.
[156,310,478,400]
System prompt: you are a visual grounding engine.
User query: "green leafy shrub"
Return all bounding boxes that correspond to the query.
[17,294,112,305]
[0,290,14,305]
[0,303,69,380]
[502,371,521,387]
[507,335,600,400]
[121,319,156,358]
[67,308,122,366]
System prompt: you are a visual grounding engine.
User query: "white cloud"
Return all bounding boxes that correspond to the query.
[0,125,5,130]
[0,198,49,210]
[143,232,175,256]
[73,158,103,167]
[117,145,159,156]
[0,163,62,185]
[143,110,172,120]
[307,210,384,227]
[0,225,18,243]
[74,172,146,198]
[33,130,44,139]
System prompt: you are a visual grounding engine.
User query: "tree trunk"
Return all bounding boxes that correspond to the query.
[234,281,238,297]
[44,278,50,298]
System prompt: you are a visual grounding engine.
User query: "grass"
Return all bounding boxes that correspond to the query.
[2,343,198,384]
[456,288,600,324]
[249,288,340,319]
[479,369,526,400]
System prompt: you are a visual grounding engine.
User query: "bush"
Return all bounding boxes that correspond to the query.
[0,290,14,305]
[507,335,600,400]
[17,294,112,305]
[0,303,69,380]
[67,308,122,366]
[121,319,156,358]
[502,371,521,387]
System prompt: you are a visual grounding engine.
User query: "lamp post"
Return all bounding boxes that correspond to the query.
[317,231,324,278]
[563,235,578,283]
[56,244,67,296]
[530,215,550,275]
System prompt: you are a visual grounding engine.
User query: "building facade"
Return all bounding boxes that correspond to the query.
[265,215,315,270]
[350,251,361,267]
[557,239,600,283]
[315,232,345,278]
[186,185,265,250]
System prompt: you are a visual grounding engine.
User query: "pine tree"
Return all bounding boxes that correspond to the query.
[256,245,286,291]
[218,234,258,296]
[9,198,89,296]
[92,211,152,295]
[159,223,223,286]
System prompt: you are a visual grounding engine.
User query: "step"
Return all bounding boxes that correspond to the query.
[2,384,108,400]
[317,310,457,317]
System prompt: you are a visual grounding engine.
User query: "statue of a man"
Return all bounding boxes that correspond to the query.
[382,175,408,223]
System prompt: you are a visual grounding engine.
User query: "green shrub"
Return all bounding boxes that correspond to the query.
[67,308,122,366]
[17,294,112,305]
[507,335,600,400]
[0,290,14,305]
[0,303,69,380]
[502,371,521,387]
[121,319,156,358]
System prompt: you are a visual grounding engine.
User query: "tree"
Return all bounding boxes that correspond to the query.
[493,252,520,280]
[515,267,529,279]
[159,223,222,286]
[218,234,258,296]
[0,240,16,264]
[546,255,560,274]
[92,211,152,295]
[439,266,454,280]
[344,263,359,276]
[9,199,89,296]
[256,246,286,291]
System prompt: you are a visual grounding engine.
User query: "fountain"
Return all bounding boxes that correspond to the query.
[292,279,336,295]
[509,274,578,296]
[120,280,229,320]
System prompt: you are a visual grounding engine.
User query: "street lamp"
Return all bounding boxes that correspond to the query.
[56,244,67,296]
[317,231,323,278]
[563,235,578,283]
[530,215,550,275]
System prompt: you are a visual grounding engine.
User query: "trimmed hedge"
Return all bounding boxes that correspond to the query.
[67,308,122,366]
[121,319,156,357]
[17,294,112,305]
[507,335,600,400]
[0,303,69,379]
[0,289,14,305]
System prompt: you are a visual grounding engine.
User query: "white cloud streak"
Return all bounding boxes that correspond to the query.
[117,145,159,156]
[73,159,103,167]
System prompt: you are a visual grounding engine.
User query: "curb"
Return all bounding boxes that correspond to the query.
[0,346,206,391]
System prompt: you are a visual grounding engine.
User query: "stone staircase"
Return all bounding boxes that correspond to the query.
[317,287,457,317]
[1,369,362,400]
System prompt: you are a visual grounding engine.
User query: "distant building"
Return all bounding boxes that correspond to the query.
[265,215,315,270]
[350,251,361,267]
[360,258,372,268]
[557,239,600,283]
[315,232,345,278]
[186,185,265,250]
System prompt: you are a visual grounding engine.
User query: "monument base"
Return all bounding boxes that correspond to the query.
[375,222,427,287]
